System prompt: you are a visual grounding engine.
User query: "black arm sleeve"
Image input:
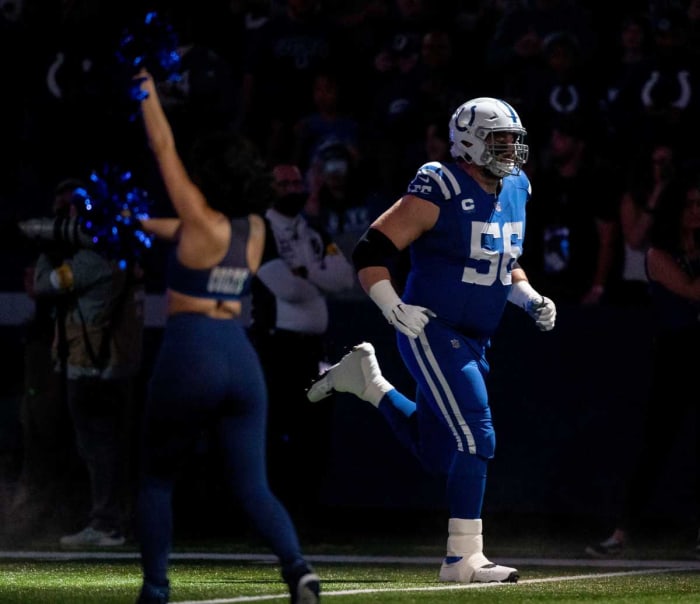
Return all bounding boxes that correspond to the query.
[352,227,401,271]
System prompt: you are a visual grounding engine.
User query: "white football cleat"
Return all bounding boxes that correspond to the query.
[439,556,519,583]
[306,342,392,406]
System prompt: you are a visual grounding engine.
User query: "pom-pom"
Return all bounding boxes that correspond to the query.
[71,165,154,267]
[116,11,181,118]
[116,11,181,81]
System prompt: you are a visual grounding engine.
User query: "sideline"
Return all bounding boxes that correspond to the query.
[0,551,699,570]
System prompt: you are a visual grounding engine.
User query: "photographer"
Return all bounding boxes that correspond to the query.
[20,179,145,547]
[7,179,80,541]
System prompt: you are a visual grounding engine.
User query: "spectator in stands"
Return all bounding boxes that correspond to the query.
[250,161,354,516]
[363,29,426,197]
[519,30,600,154]
[293,70,361,174]
[525,115,621,305]
[19,0,131,194]
[608,141,677,305]
[485,0,596,102]
[598,13,654,156]
[146,9,240,163]
[414,28,469,124]
[586,166,700,559]
[605,9,700,156]
[304,139,374,258]
[240,0,347,164]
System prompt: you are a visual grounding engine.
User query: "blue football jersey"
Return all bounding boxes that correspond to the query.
[402,161,531,338]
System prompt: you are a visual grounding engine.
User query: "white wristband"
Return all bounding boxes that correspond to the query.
[508,280,540,310]
[368,279,402,314]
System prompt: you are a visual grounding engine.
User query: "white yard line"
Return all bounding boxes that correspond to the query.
[170,566,700,604]
[1,550,698,603]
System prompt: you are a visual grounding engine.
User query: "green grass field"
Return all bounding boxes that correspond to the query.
[2,509,699,603]
[1,556,699,603]
[5,498,697,601]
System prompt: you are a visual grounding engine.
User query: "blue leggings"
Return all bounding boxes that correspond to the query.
[377,320,494,519]
[137,313,304,589]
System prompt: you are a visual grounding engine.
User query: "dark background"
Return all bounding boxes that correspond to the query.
[0,0,697,542]
[1,295,693,537]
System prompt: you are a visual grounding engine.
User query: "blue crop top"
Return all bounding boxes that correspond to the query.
[167,218,253,301]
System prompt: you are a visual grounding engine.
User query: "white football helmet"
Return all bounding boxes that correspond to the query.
[449,97,529,178]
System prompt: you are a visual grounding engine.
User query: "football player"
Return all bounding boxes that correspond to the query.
[308,97,556,584]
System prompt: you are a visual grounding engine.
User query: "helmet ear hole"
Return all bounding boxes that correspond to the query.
[451,138,474,163]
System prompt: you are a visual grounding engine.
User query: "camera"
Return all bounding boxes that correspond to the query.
[18,216,96,249]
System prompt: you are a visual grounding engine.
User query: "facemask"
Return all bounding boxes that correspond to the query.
[274,192,307,217]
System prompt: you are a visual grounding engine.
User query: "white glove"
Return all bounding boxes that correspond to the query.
[508,280,556,331]
[527,296,556,331]
[385,302,436,338]
[369,280,435,338]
